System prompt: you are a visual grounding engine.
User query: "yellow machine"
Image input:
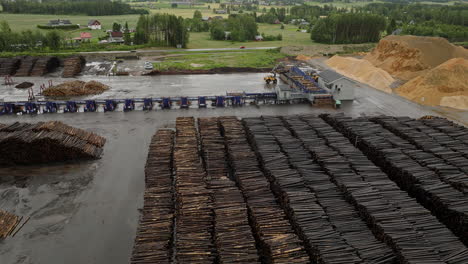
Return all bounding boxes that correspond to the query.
[264,73,277,84]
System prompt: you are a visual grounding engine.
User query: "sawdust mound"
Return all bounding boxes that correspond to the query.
[397,58,468,109]
[326,55,395,93]
[296,54,312,61]
[365,35,468,80]
[43,80,109,97]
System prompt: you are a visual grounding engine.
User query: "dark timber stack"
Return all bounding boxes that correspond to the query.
[220,117,310,263]
[0,58,20,76]
[198,117,260,263]
[243,116,395,264]
[131,129,175,264]
[30,57,60,76]
[0,121,105,165]
[62,56,85,78]
[323,114,468,248]
[15,57,38,77]
[174,117,215,263]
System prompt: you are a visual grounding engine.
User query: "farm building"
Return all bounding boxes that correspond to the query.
[88,20,102,30]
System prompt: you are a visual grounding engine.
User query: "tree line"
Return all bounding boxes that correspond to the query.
[210,14,258,42]
[311,13,386,44]
[133,14,189,48]
[0,0,149,16]
[0,21,63,52]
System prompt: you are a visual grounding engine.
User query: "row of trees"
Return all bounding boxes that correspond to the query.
[210,14,258,42]
[311,13,386,44]
[0,0,148,16]
[0,21,63,51]
[360,3,468,26]
[402,21,468,42]
[133,14,189,48]
[256,8,287,23]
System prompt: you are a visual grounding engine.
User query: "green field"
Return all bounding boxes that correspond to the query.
[0,10,312,49]
[154,49,286,70]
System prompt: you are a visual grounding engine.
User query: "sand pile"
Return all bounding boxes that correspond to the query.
[326,55,395,93]
[397,58,468,109]
[43,80,109,97]
[365,35,468,80]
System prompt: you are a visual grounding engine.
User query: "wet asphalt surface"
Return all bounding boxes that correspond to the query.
[0,73,467,264]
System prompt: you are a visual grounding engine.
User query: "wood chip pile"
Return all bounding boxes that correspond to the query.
[131,130,175,264]
[0,121,105,165]
[15,57,38,77]
[0,210,20,239]
[130,114,468,264]
[62,56,85,78]
[0,58,20,76]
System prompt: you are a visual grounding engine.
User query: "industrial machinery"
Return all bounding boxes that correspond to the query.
[264,73,277,84]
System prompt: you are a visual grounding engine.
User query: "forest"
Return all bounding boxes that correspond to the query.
[311,13,386,44]
[0,0,148,16]
[133,14,189,48]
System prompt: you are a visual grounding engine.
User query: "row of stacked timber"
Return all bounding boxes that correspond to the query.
[198,117,260,263]
[14,57,38,77]
[321,114,468,251]
[173,117,215,263]
[129,114,468,264]
[243,116,396,263]
[0,121,105,165]
[220,117,310,263]
[0,56,75,77]
[131,130,175,264]
[0,58,20,76]
[62,56,85,78]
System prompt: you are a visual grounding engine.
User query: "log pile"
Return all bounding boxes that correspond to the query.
[0,58,20,76]
[322,114,468,248]
[62,56,85,78]
[220,117,310,263]
[198,117,260,263]
[30,56,60,76]
[0,121,105,165]
[15,57,38,77]
[0,210,20,239]
[131,129,175,264]
[174,117,215,263]
[244,116,396,264]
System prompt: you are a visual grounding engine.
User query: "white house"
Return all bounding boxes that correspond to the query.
[88,20,102,30]
[318,70,355,100]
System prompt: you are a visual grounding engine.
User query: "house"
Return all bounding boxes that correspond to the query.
[202,17,211,21]
[392,28,402,35]
[215,10,227,14]
[274,19,281,24]
[48,19,72,27]
[255,35,263,41]
[317,70,355,100]
[88,20,101,30]
[72,32,92,44]
[108,31,124,43]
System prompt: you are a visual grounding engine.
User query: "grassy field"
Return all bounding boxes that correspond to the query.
[153,49,286,70]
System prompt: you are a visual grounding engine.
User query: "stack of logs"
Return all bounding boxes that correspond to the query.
[131,130,175,264]
[30,57,60,76]
[0,121,106,165]
[62,56,85,78]
[0,58,20,76]
[198,117,260,263]
[0,210,20,239]
[15,57,38,77]
[220,117,310,263]
[174,117,215,263]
